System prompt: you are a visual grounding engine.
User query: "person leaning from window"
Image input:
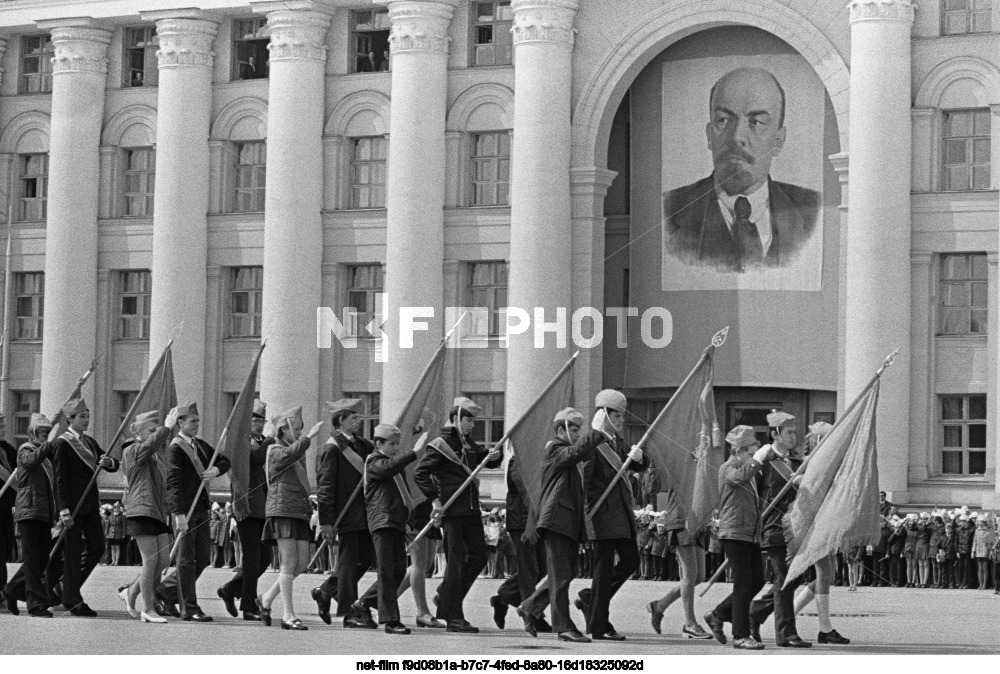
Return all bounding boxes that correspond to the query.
[703,425,774,650]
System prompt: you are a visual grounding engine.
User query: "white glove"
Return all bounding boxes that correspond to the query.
[164,407,180,429]
[752,446,772,464]
[628,445,643,463]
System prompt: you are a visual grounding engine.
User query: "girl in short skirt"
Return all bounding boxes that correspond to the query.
[257,408,323,630]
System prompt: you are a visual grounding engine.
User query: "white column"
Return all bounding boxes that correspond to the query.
[142,11,218,401]
[505,0,579,424]
[254,1,331,418]
[37,20,110,416]
[845,0,914,501]
[377,0,458,422]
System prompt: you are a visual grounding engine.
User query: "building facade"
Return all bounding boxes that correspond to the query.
[0,0,997,508]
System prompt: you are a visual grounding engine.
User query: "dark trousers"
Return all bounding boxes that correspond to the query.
[889,555,902,585]
[0,510,14,590]
[157,509,211,617]
[221,517,271,613]
[496,529,545,608]
[321,529,374,616]
[523,531,578,634]
[358,528,406,623]
[584,537,639,635]
[874,554,890,585]
[713,539,765,640]
[437,515,488,621]
[954,554,969,587]
[5,519,59,612]
[749,546,802,643]
[61,510,105,608]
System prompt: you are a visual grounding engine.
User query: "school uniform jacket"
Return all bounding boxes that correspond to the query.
[413,426,501,517]
[316,432,374,534]
[15,440,56,524]
[535,431,603,543]
[52,431,119,517]
[582,431,649,540]
[164,434,231,515]
[755,447,802,549]
[364,449,417,532]
[233,433,274,522]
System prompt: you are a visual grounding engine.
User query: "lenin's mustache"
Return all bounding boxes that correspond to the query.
[718,147,754,164]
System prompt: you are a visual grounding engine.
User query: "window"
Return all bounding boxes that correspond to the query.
[225,390,261,419]
[123,27,159,87]
[343,392,381,439]
[14,272,44,340]
[943,0,992,34]
[472,1,513,66]
[939,253,988,335]
[232,18,269,80]
[233,142,266,212]
[118,271,151,340]
[942,109,991,191]
[470,132,510,206]
[229,267,263,337]
[940,394,987,475]
[19,35,54,94]
[467,393,505,450]
[18,154,48,222]
[351,10,390,73]
[346,264,384,337]
[13,391,40,447]
[467,261,507,337]
[123,147,155,216]
[350,137,387,209]
[623,399,669,448]
[116,391,139,426]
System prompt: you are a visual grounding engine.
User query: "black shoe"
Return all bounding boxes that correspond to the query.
[490,595,507,629]
[446,619,480,633]
[515,606,537,637]
[704,610,727,645]
[68,603,98,617]
[311,587,331,625]
[778,636,812,648]
[559,629,591,643]
[155,598,180,618]
[256,596,271,627]
[2,590,19,616]
[28,608,53,618]
[818,629,850,645]
[242,611,261,621]
[647,600,664,634]
[281,618,308,631]
[350,602,378,629]
[183,612,214,623]
[385,621,411,635]
[534,617,552,633]
[217,586,237,618]
[592,630,626,641]
[749,616,761,644]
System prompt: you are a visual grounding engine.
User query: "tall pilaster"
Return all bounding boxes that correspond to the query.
[38,20,110,417]
[253,1,331,420]
[505,0,578,424]
[377,0,458,422]
[142,11,218,401]
[845,0,914,501]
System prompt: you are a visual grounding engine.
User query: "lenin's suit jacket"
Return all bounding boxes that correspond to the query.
[663,174,820,273]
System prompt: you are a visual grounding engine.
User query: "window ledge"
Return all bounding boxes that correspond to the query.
[224,336,264,342]
[916,476,995,486]
[935,333,988,339]
[114,338,151,343]
[11,339,43,345]
[339,207,387,213]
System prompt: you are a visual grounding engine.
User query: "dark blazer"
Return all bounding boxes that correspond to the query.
[52,432,119,516]
[663,174,820,272]
[164,435,230,516]
[364,449,417,532]
[582,432,648,540]
[413,426,501,517]
[14,440,55,524]
[0,440,16,515]
[536,431,602,543]
[233,433,273,522]
[316,432,374,534]
[505,456,529,532]
[755,452,802,549]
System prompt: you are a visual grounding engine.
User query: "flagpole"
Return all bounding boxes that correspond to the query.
[0,468,16,502]
[407,349,580,553]
[106,340,174,460]
[586,327,729,519]
[0,212,14,438]
[168,341,266,562]
[698,347,899,597]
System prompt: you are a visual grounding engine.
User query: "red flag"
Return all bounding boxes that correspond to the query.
[641,346,724,534]
[396,341,447,505]
[222,343,265,521]
[104,345,177,461]
[783,378,882,586]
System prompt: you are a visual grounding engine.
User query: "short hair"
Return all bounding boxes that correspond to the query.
[553,420,581,433]
[448,407,476,424]
[709,68,786,128]
[330,410,355,428]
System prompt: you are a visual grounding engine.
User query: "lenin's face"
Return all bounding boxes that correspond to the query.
[706,69,787,196]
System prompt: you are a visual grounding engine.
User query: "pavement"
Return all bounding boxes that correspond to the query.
[1,565,998,655]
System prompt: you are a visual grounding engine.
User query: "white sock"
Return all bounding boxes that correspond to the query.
[815,594,833,633]
[793,586,815,614]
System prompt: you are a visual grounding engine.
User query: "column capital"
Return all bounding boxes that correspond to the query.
[140,11,220,70]
[253,2,333,63]
[848,0,915,24]
[376,0,460,56]
[511,0,579,48]
[36,19,111,76]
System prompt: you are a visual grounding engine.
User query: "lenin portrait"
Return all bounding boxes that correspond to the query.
[662,67,820,275]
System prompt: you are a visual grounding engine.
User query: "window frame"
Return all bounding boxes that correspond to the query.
[470,0,513,67]
[18,153,48,222]
[122,26,159,88]
[117,270,152,341]
[13,390,41,447]
[343,391,381,440]
[466,261,508,338]
[349,136,388,209]
[469,131,511,207]
[122,147,156,217]
[345,264,384,338]
[19,34,54,95]
[116,390,139,427]
[937,253,988,336]
[938,393,988,476]
[13,272,44,341]
[465,392,505,451]
[941,108,992,192]
[228,266,263,338]
[350,9,390,73]
[941,0,992,35]
[231,18,270,81]
[232,141,267,213]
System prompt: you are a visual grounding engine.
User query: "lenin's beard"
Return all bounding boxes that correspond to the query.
[714,148,757,196]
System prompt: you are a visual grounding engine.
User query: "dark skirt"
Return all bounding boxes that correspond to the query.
[407,501,443,540]
[262,516,311,544]
[127,516,170,537]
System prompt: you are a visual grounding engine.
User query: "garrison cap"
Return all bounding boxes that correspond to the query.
[175,402,199,418]
[594,389,627,413]
[767,411,795,429]
[374,423,401,441]
[252,400,267,419]
[807,421,832,438]
[725,425,758,448]
[62,398,89,419]
[553,408,585,428]
[273,406,303,427]
[452,397,482,416]
[134,410,160,426]
[28,413,52,431]
[327,398,363,416]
